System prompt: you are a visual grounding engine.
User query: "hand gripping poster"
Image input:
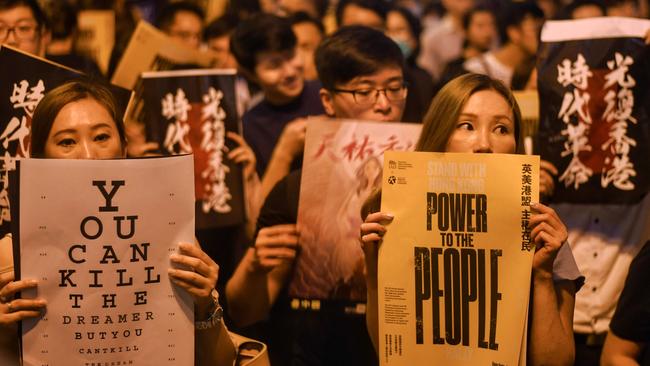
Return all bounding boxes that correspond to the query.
[537,17,650,204]
[0,45,132,238]
[379,151,539,365]
[12,156,195,366]
[291,119,421,303]
[141,69,245,229]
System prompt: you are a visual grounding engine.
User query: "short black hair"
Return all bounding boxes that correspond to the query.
[462,6,494,31]
[290,11,325,35]
[0,0,47,28]
[42,1,77,40]
[563,0,606,18]
[500,2,544,43]
[155,1,205,31]
[316,25,404,90]
[230,13,296,72]
[203,12,239,41]
[335,0,389,26]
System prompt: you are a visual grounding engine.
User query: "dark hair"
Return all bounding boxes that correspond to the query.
[335,0,389,26]
[203,13,239,41]
[155,1,205,31]
[0,0,47,28]
[500,2,544,43]
[230,13,296,72]
[416,73,522,153]
[562,0,606,18]
[316,25,404,91]
[389,6,422,62]
[42,1,77,40]
[462,6,495,31]
[290,11,325,35]
[30,80,126,158]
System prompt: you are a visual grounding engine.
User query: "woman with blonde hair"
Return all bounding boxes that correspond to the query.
[360,73,582,365]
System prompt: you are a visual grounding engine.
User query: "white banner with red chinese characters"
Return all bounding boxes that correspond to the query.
[291,119,421,302]
[537,17,650,204]
[13,155,195,366]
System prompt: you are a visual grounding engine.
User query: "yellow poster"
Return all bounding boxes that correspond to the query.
[379,151,539,365]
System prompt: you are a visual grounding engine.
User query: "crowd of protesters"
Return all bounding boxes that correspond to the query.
[0,0,649,365]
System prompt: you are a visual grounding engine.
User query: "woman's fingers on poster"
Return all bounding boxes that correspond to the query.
[360,212,393,247]
[253,225,299,270]
[169,242,219,301]
[529,203,567,272]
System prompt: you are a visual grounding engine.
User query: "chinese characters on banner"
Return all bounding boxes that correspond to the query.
[12,156,195,366]
[378,151,539,366]
[291,119,420,302]
[537,17,650,203]
[0,45,132,238]
[141,69,245,229]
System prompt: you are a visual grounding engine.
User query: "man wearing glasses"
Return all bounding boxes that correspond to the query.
[226,26,407,366]
[0,0,47,57]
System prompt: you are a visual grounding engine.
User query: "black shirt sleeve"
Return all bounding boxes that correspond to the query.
[609,241,650,343]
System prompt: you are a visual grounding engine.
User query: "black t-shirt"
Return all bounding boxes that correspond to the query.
[610,241,650,365]
[254,169,378,366]
[243,81,325,177]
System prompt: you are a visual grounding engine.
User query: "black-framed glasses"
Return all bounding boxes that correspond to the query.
[0,21,38,42]
[332,84,408,105]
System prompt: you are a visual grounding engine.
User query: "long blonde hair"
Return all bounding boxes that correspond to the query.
[416,73,523,153]
[362,73,525,219]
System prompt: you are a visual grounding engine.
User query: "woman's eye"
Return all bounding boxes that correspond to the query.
[57,138,75,147]
[95,133,111,142]
[495,125,510,134]
[456,122,473,130]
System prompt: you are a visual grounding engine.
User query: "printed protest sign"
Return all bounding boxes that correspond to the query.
[0,45,132,238]
[141,69,244,229]
[13,155,195,366]
[378,151,539,365]
[537,17,650,204]
[76,10,115,75]
[291,119,420,303]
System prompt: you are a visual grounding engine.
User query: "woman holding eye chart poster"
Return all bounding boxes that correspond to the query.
[360,73,584,365]
[0,80,242,366]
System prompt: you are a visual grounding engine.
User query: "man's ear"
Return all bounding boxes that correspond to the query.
[319,88,336,116]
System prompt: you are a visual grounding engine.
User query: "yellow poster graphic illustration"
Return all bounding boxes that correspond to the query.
[379,151,539,365]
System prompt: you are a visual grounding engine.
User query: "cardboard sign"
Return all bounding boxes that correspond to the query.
[378,151,539,365]
[13,156,195,366]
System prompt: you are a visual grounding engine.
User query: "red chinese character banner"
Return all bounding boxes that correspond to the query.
[140,69,245,229]
[537,17,650,204]
[291,119,421,301]
[0,46,132,237]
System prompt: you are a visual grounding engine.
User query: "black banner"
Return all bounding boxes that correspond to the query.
[537,18,650,204]
[0,45,131,238]
[141,69,245,229]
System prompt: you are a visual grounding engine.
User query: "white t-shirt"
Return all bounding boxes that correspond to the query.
[463,52,514,88]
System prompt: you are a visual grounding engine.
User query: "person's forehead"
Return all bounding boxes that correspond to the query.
[0,5,37,24]
[342,67,404,86]
[171,10,202,27]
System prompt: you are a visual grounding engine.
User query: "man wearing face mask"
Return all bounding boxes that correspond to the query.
[385,5,434,123]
